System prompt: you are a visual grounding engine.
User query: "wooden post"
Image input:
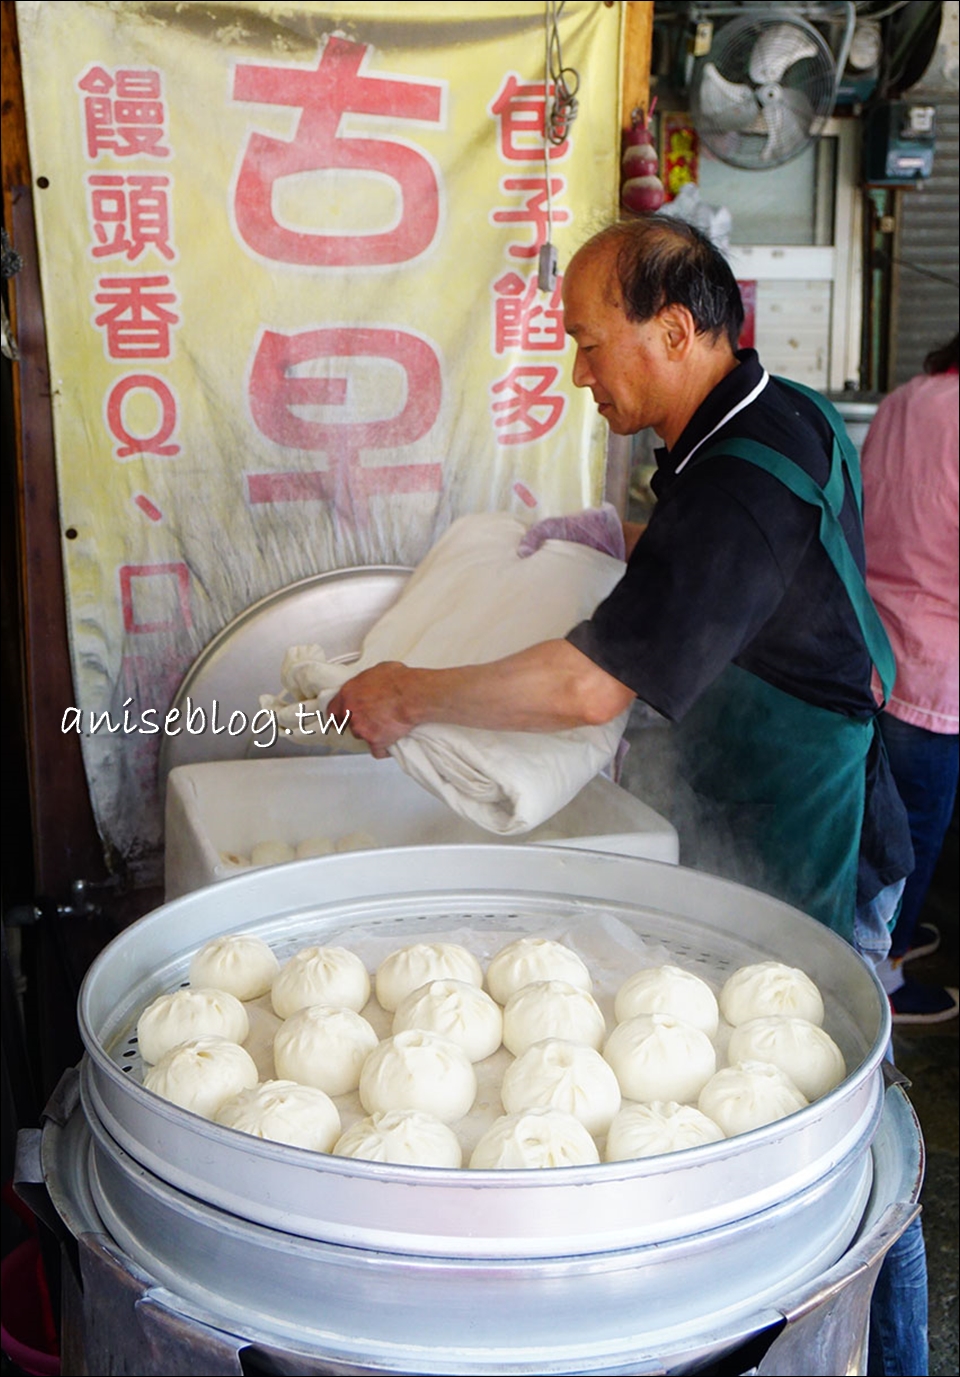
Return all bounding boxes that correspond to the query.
[2,0,107,897]
[620,1,653,138]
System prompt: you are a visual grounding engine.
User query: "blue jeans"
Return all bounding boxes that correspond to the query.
[867,1215,929,1376]
[879,713,959,958]
[855,880,929,1376]
[854,879,901,965]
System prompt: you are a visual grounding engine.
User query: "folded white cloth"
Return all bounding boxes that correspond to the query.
[260,513,630,834]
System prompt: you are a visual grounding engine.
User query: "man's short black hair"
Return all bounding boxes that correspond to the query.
[588,215,744,353]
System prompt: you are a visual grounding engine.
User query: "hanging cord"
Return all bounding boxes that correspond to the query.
[545,1,579,147]
[540,2,580,291]
[543,2,554,251]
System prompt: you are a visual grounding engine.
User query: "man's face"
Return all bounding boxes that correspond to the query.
[562,245,673,437]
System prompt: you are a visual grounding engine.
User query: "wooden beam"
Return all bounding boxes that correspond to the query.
[2,0,107,896]
[620,0,653,137]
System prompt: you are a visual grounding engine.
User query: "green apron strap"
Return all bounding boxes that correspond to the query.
[695,431,896,703]
[772,376,864,513]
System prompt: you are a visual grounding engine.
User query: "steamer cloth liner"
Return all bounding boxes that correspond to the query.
[260,513,630,833]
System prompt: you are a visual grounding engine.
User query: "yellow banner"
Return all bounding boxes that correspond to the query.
[17,0,623,876]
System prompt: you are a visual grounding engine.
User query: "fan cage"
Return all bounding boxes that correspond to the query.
[692,14,837,170]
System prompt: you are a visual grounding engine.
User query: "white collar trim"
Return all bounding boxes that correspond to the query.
[674,368,771,475]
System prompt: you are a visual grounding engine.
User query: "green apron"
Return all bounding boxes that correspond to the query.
[673,380,896,941]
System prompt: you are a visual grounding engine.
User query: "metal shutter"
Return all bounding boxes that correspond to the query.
[891,96,959,386]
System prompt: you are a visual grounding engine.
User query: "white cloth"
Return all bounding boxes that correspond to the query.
[260,513,630,834]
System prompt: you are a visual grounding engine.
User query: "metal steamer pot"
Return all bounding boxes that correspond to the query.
[38,847,920,1375]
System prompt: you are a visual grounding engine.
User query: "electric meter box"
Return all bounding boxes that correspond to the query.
[863,102,936,184]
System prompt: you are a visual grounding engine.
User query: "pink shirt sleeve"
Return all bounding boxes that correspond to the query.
[861,371,959,733]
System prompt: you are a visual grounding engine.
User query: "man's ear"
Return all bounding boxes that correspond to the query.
[657,304,698,358]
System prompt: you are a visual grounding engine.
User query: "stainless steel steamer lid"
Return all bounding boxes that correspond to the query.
[158,566,410,778]
[78,846,890,1259]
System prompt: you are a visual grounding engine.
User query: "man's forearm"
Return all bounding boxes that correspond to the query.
[329,639,635,754]
[400,640,634,732]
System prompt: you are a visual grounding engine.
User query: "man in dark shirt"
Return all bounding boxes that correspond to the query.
[332,215,911,945]
[332,214,923,1377]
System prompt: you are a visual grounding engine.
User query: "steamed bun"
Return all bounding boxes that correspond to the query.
[698,1060,808,1136]
[727,1017,845,1101]
[250,840,295,868]
[137,987,249,1066]
[271,946,370,1019]
[605,1101,725,1160]
[500,1039,621,1135]
[470,1109,600,1169]
[333,1110,463,1167]
[334,830,377,853]
[295,836,335,859]
[375,943,483,1013]
[393,979,502,1062]
[142,1036,258,1119]
[719,962,824,1027]
[358,1030,477,1122]
[273,1004,379,1096]
[614,965,719,1037]
[603,1014,716,1104]
[502,980,606,1057]
[215,1079,341,1151]
[486,937,592,1005]
[189,933,280,1001]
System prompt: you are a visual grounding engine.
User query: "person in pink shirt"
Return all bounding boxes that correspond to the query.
[862,332,959,1023]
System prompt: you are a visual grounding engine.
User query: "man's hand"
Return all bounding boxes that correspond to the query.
[328,662,412,758]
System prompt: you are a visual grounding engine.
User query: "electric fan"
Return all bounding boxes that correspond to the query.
[690,14,838,169]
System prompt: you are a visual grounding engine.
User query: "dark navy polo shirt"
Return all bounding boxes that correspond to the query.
[567,349,913,901]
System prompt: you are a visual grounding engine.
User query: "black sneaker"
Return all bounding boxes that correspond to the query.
[890,979,959,1024]
[900,922,941,963]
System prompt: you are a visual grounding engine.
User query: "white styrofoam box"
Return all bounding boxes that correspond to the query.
[164,756,679,899]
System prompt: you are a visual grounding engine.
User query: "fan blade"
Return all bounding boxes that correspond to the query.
[760,88,816,162]
[698,62,761,133]
[748,23,819,84]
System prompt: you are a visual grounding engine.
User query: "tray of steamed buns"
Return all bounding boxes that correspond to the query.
[135,932,846,1169]
[77,845,889,1257]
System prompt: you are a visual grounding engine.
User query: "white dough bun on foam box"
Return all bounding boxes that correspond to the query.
[164,755,679,898]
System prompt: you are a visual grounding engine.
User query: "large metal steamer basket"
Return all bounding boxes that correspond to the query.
[71,845,907,1375]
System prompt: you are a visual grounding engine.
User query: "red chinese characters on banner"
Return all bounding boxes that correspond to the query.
[77,66,171,160]
[78,60,181,579]
[118,562,192,635]
[233,37,446,518]
[87,174,175,261]
[493,271,564,354]
[491,365,566,445]
[93,275,180,360]
[487,75,570,451]
[233,37,443,267]
[246,327,443,517]
[105,374,181,458]
[489,75,570,162]
[492,176,570,260]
